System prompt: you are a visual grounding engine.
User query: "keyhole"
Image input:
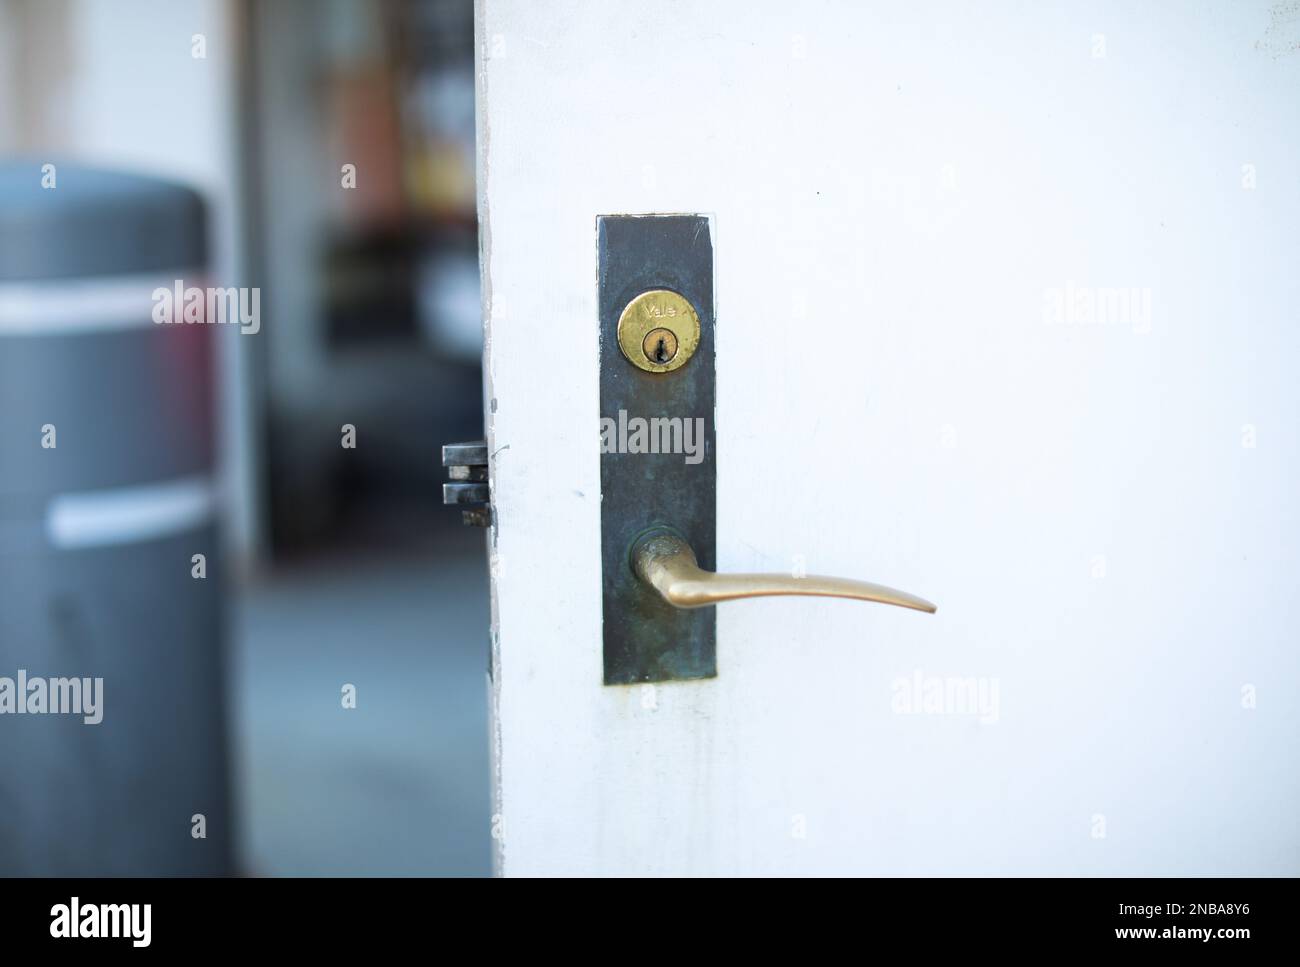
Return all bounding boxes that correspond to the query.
[642,327,678,365]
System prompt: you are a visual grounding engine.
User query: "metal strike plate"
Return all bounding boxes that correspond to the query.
[599,214,716,684]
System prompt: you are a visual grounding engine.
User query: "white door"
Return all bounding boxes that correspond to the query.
[475,0,1300,876]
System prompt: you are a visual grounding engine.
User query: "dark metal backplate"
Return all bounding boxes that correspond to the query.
[599,214,716,684]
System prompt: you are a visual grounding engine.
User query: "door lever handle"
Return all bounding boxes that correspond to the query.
[631,529,937,613]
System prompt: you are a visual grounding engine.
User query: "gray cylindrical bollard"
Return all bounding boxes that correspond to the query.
[0,163,232,875]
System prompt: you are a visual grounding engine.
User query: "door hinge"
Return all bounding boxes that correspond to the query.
[442,440,490,527]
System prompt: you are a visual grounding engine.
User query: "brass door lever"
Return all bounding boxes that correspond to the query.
[631,529,937,613]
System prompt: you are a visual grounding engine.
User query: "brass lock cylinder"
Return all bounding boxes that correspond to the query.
[616,289,700,373]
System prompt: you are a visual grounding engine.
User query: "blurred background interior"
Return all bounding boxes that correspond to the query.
[0,0,491,875]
